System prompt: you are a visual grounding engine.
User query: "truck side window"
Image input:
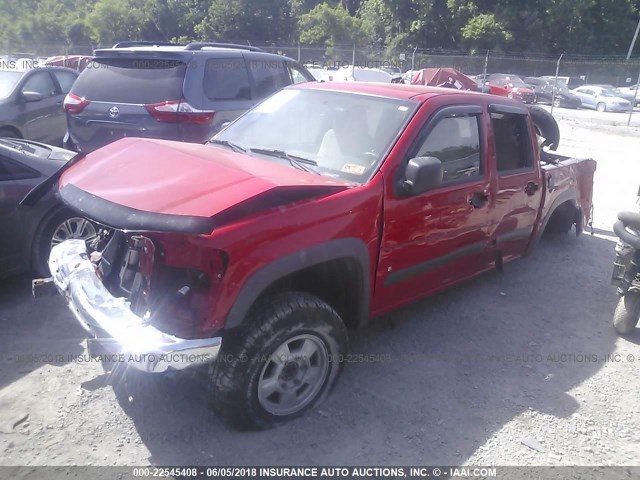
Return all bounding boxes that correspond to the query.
[415,115,481,182]
[491,112,532,172]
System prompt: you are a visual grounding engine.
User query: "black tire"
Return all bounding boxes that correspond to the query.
[528,105,560,151]
[32,207,99,277]
[544,207,574,235]
[209,292,348,430]
[613,292,640,335]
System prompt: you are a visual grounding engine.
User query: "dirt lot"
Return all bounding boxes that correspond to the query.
[1,110,639,467]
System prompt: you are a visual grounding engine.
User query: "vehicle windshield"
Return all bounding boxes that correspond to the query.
[554,83,571,94]
[0,70,23,98]
[211,88,417,184]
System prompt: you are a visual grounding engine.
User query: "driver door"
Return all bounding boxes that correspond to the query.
[375,104,495,312]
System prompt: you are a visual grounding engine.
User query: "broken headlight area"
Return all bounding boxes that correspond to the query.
[93,231,226,339]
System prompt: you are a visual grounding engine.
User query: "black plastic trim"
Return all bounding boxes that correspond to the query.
[58,184,217,234]
[225,238,371,329]
[488,103,529,115]
[496,227,534,245]
[384,241,486,286]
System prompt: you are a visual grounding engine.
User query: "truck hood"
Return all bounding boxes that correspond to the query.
[59,137,350,234]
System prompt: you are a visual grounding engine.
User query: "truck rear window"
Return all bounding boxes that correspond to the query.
[71,58,186,104]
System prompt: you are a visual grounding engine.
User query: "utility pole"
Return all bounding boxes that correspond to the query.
[627,17,640,60]
[411,46,417,72]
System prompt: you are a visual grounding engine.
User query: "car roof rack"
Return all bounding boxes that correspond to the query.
[184,42,265,53]
[112,41,184,48]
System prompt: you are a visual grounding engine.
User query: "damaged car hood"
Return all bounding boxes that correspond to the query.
[58,138,350,234]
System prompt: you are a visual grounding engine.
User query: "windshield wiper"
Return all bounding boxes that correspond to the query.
[249,148,320,174]
[209,139,246,153]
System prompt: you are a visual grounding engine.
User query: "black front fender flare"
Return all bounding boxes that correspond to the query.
[224,238,371,329]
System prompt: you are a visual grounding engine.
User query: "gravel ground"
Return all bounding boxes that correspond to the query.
[0,110,639,467]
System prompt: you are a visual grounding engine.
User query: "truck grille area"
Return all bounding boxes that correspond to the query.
[96,231,223,338]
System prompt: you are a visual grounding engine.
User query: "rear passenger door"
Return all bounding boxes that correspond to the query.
[248,58,290,101]
[489,105,543,262]
[199,57,254,134]
[49,70,77,141]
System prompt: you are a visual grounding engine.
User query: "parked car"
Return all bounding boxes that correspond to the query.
[42,83,596,429]
[524,77,581,108]
[616,83,640,105]
[572,85,632,112]
[591,84,637,106]
[543,76,586,90]
[0,138,100,278]
[334,66,393,82]
[0,66,79,145]
[63,42,315,153]
[487,74,536,103]
[44,55,92,72]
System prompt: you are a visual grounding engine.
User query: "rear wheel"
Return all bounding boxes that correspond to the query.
[596,102,606,112]
[553,98,561,108]
[613,292,640,335]
[208,292,348,429]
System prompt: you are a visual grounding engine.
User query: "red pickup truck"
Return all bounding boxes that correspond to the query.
[44,83,596,429]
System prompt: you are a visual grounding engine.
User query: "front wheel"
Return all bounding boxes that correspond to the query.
[596,102,606,112]
[208,292,348,429]
[33,208,100,277]
[613,292,640,335]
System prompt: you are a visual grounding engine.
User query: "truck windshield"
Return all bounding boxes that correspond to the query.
[211,88,417,184]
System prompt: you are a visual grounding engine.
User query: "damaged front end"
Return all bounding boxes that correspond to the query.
[46,232,225,373]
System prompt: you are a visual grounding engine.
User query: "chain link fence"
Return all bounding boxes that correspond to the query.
[2,42,639,87]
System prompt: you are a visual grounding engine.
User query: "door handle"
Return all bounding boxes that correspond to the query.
[525,181,539,196]
[469,191,489,208]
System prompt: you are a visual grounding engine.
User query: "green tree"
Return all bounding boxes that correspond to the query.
[298,2,368,46]
[88,0,145,46]
[461,13,512,50]
[195,0,295,43]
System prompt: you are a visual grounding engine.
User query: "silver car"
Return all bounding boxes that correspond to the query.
[572,85,632,112]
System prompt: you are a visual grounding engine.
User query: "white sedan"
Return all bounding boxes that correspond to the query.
[616,84,640,106]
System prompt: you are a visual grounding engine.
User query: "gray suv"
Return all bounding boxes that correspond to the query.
[0,66,79,144]
[64,42,315,152]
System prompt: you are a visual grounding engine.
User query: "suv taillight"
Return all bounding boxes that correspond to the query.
[63,93,90,114]
[145,100,214,124]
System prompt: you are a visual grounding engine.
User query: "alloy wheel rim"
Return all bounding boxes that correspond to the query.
[257,334,329,416]
[51,217,98,249]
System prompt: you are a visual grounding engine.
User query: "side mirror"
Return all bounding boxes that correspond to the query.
[402,156,443,195]
[21,91,44,102]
